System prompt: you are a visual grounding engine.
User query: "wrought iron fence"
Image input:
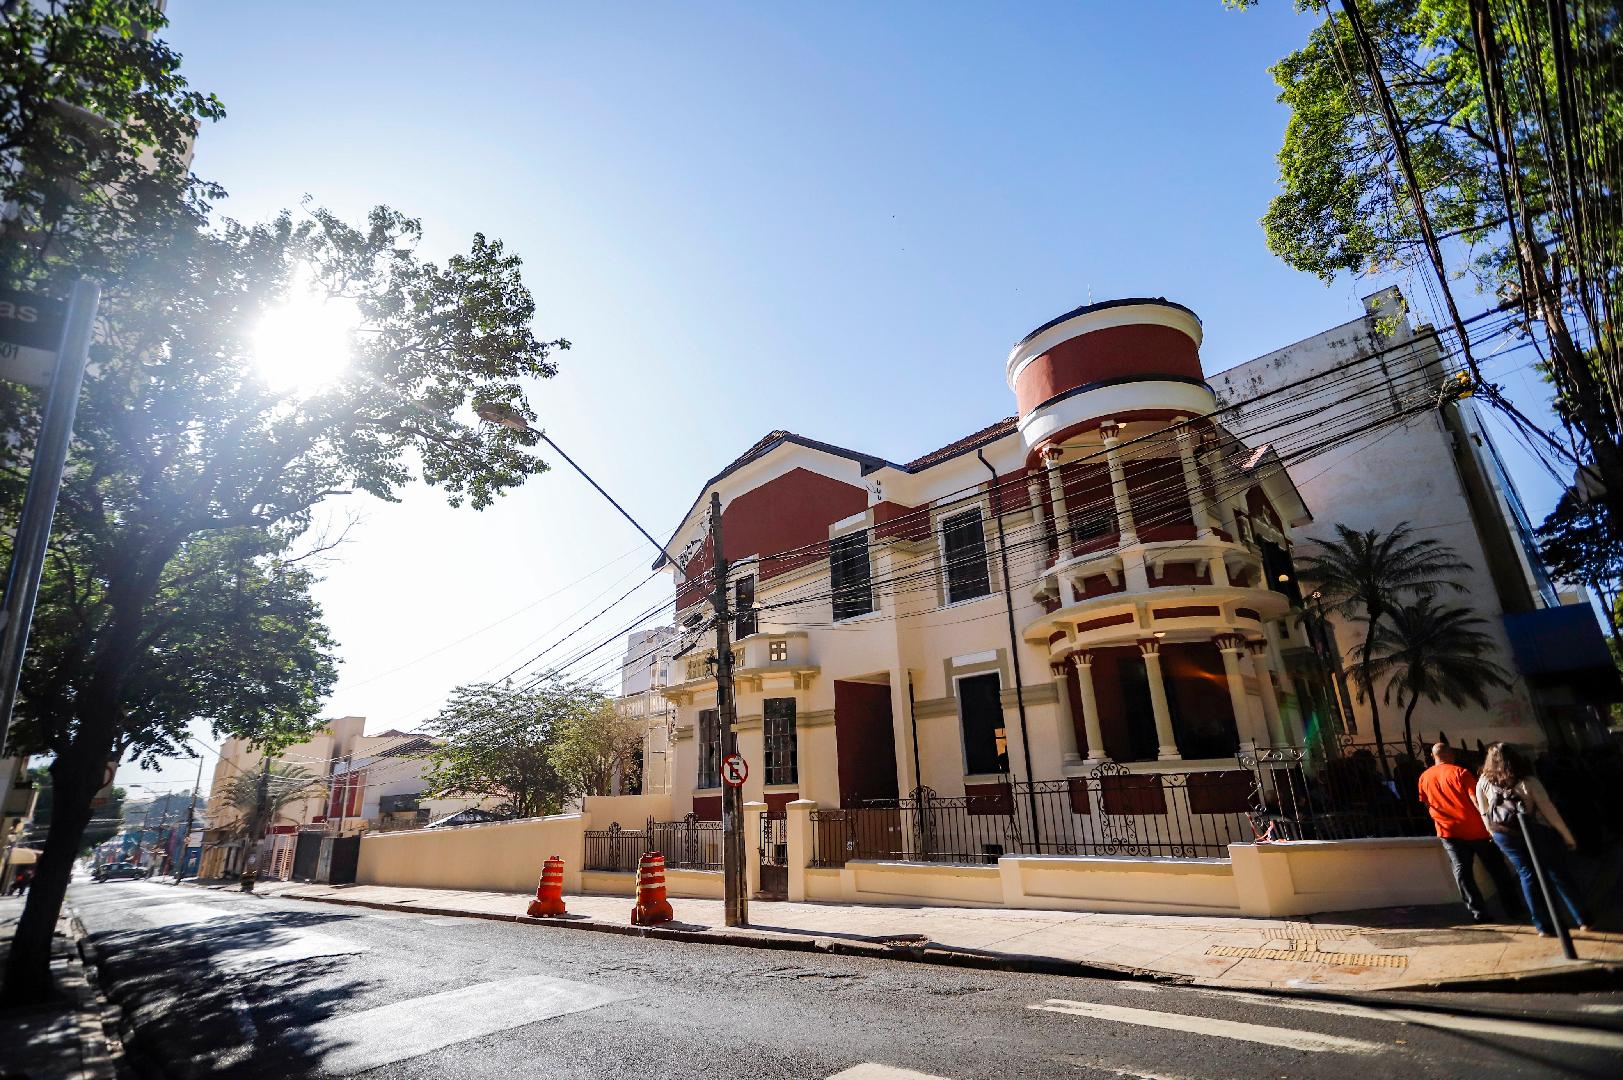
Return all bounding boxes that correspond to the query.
[649,813,723,871]
[584,814,724,872]
[810,765,1256,868]
[583,822,648,871]
[1238,742,1434,841]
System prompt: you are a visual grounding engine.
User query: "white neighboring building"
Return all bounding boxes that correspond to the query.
[326,730,495,833]
[1209,287,1615,751]
[615,626,679,795]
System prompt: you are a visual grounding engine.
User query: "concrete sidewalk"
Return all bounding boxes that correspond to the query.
[0,899,123,1080]
[220,879,1623,994]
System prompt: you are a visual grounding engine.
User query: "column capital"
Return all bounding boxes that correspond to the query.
[1048,660,1070,679]
[1213,633,1247,654]
[1070,649,1094,669]
[1041,443,1065,463]
[1245,638,1271,658]
[1136,638,1162,658]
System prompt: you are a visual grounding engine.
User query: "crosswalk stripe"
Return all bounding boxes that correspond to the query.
[1120,984,1623,1051]
[1029,999,1386,1055]
[826,1067,955,1080]
[300,974,630,1075]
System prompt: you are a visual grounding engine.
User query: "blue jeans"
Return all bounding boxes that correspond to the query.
[1492,824,1587,934]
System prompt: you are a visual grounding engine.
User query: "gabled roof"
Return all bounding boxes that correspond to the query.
[903,417,1017,471]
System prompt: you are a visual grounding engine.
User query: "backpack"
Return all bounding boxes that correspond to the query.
[1484,783,1523,833]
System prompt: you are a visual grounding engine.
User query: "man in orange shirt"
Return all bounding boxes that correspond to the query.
[1417,743,1523,923]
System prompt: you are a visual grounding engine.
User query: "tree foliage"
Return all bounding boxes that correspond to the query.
[0,1,567,1002]
[549,697,644,800]
[425,682,581,819]
[1535,491,1623,641]
[216,760,324,836]
[1248,0,1623,523]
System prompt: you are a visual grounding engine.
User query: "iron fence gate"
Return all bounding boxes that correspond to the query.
[758,812,787,899]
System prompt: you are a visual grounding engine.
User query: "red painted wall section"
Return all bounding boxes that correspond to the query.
[1126,457,1194,540]
[834,680,900,806]
[692,794,722,822]
[1014,324,1203,416]
[763,791,799,814]
[675,466,869,610]
[873,500,928,543]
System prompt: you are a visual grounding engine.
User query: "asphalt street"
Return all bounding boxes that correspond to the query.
[62,880,1623,1079]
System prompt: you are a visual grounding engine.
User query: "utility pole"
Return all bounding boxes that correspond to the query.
[708,491,747,927]
[241,756,271,893]
[173,753,204,884]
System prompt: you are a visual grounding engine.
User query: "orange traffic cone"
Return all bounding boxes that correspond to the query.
[630,850,673,926]
[527,855,567,917]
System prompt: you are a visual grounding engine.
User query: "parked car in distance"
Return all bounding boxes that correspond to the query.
[93,863,148,882]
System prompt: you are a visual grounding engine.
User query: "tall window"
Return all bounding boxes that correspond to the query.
[733,574,756,639]
[958,673,1008,775]
[697,709,721,788]
[942,510,991,604]
[830,531,873,621]
[763,698,798,785]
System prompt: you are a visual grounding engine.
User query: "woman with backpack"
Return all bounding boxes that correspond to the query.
[1475,743,1591,936]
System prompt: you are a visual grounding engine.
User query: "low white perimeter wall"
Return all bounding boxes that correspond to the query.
[1230,838,1459,916]
[581,867,723,900]
[357,813,585,894]
[794,840,1457,917]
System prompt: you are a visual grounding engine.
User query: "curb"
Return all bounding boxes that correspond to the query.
[58,905,131,1080]
[236,884,1623,1030]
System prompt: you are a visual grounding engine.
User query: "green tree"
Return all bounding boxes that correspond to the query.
[217,760,324,837]
[1535,491,1623,644]
[549,696,644,800]
[425,681,608,819]
[1243,0,1623,524]
[1298,522,1469,764]
[1347,596,1512,751]
[0,0,225,291]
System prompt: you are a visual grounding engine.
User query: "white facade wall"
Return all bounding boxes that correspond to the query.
[1208,288,1551,749]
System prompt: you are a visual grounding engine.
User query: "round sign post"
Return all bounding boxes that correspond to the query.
[721,753,748,788]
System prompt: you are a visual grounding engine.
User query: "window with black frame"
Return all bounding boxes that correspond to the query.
[830,531,873,620]
[733,574,756,639]
[957,672,1008,775]
[942,509,992,603]
[763,697,798,785]
[697,708,721,788]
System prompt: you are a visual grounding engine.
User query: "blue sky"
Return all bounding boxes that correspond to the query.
[116,1,1564,796]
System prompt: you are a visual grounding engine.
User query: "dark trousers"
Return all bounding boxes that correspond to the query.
[1439,836,1523,921]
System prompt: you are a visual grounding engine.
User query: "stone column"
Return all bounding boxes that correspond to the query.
[1263,623,1307,744]
[785,799,815,902]
[1102,424,1137,546]
[1248,640,1290,747]
[1042,447,1070,545]
[1050,660,1082,766]
[744,800,766,898]
[1072,651,1110,766]
[1216,634,1263,752]
[1026,474,1049,542]
[1138,639,1180,760]
[1175,421,1214,536]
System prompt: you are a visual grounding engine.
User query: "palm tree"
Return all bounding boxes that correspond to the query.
[1297,522,1469,768]
[220,761,325,838]
[1347,597,1512,753]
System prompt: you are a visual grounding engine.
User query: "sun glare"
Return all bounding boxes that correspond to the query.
[251,274,360,394]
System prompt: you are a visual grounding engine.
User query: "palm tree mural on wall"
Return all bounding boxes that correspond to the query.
[1297,522,1471,770]
[1348,596,1513,754]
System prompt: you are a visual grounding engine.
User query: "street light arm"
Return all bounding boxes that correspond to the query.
[475,405,683,573]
